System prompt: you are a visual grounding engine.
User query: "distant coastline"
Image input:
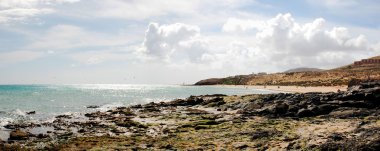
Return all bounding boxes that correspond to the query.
[206,84,347,93]
[194,55,380,87]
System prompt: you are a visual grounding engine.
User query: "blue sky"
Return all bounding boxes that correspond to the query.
[0,0,379,84]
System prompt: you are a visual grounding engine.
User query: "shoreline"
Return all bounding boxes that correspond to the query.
[1,82,379,150]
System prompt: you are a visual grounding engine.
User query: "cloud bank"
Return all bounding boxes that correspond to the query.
[136,13,376,73]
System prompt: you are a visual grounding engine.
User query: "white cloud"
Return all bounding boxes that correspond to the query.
[131,13,378,74]
[68,48,136,65]
[92,0,199,20]
[140,22,208,62]
[29,24,129,50]
[0,0,79,23]
[219,13,377,69]
[223,18,265,33]
[256,13,369,56]
[307,0,357,7]
[0,50,44,65]
[65,0,253,21]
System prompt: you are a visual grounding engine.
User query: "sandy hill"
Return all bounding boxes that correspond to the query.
[369,55,380,59]
[195,55,380,86]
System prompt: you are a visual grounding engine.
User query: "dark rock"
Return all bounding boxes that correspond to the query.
[130,104,142,108]
[26,111,36,115]
[288,105,299,114]
[78,129,86,133]
[111,108,135,116]
[339,100,372,108]
[84,111,108,118]
[9,129,29,140]
[56,115,72,119]
[233,143,249,149]
[329,133,344,141]
[86,105,100,109]
[273,102,289,115]
[328,108,370,118]
[37,133,49,139]
[201,97,225,107]
[194,125,209,130]
[165,98,203,106]
[314,104,339,115]
[297,109,314,118]
[243,102,263,111]
[141,106,160,112]
[318,127,380,151]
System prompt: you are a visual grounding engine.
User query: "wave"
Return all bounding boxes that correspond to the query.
[11,109,27,116]
[0,117,13,127]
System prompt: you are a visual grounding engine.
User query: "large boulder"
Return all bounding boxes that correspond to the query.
[9,129,29,140]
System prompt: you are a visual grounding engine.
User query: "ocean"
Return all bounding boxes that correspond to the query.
[0,84,275,129]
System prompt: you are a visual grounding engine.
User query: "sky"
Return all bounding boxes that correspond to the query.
[0,0,379,84]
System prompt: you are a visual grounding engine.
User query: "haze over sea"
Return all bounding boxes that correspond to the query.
[0,84,274,128]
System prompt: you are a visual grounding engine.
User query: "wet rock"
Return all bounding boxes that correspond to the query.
[9,129,29,140]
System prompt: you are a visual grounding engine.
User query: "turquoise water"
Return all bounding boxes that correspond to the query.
[0,84,274,127]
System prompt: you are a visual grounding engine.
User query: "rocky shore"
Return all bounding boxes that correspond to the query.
[1,82,380,150]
